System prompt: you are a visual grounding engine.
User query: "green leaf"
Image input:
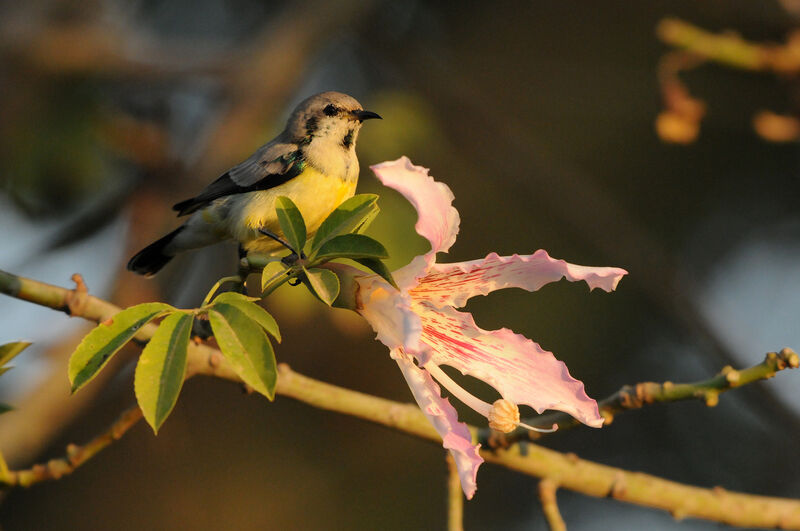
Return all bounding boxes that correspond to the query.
[210,291,259,304]
[134,312,193,434]
[303,267,340,306]
[212,291,259,304]
[211,292,281,342]
[69,302,173,393]
[312,194,379,249]
[275,196,306,253]
[0,403,11,416]
[353,204,380,235]
[208,305,277,399]
[354,258,399,290]
[261,260,290,296]
[0,341,32,366]
[313,234,388,263]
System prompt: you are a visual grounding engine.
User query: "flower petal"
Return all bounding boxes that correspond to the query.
[356,275,421,353]
[393,350,483,499]
[416,303,603,428]
[411,250,628,308]
[370,157,460,255]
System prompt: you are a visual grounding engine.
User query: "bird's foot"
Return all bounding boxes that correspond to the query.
[258,228,296,254]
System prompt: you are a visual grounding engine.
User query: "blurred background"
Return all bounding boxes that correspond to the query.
[1,1,799,529]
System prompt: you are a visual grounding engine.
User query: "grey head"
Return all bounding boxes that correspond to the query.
[283,92,380,178]
[285,92,381,147]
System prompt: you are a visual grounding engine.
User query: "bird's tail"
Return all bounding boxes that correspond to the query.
[127,227,184,277]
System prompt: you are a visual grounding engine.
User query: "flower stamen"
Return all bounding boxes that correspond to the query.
[424,364,558,434]
[488,399,519,433]
[517,420,558,434]
[487,400,558,433]
[423,361,492,417]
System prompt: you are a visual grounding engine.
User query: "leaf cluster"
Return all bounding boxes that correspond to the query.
[258,194,397,305]
[68,294,279,433]
[66,194,398,435]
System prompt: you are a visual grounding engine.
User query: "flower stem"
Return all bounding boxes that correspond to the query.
[201,275,243,307]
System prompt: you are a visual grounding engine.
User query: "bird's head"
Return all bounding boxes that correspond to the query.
[285,92,381,152]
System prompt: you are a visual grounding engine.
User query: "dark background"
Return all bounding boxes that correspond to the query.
[1,1,799,529]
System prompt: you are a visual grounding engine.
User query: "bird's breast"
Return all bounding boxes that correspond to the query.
[234,165,358,252]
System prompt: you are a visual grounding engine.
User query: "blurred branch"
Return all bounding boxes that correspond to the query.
[1,405,142,488]
[655,18,800,143]
[193,0,378,174]
[446,454,464,531]
[2,269,800,528]
[481,348,799,448]
[656,18,800,73]
[0,4,229,77]
[2,0,378,175]
[752,110,800,143]
[655,51,706,144]
[538,478,567,531]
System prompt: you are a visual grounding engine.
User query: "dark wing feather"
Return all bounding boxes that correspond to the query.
[172,142,303,216]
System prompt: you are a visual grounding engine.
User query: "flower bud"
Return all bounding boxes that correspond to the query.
[488,399,520,433]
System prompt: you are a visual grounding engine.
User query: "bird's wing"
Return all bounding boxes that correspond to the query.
[172,142,303,216]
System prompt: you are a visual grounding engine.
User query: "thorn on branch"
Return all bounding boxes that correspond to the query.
[609,471,627,498]
[670,507,688,521]
[721,366,740,386]
[65,273,89,316]
[703,391,719,407]
[774,348,799,370]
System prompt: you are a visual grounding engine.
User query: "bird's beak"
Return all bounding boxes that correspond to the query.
[352,109,382,122]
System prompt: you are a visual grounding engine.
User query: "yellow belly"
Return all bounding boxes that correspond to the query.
[233,166,357,253]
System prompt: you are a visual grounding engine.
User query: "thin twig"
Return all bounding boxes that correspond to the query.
[538,478,566,531]
[481,348,800,448]
[2,269,800,528]
[446,454,464,531]
[0,405,142,488]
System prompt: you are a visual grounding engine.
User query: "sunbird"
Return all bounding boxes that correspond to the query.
[127,92,381,276]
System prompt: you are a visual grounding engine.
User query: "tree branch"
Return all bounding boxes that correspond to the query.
[2,268,800,529]
[0,405,142,488]
[482,348,799,448]
[446,454,464,531]
[538,478,567,531]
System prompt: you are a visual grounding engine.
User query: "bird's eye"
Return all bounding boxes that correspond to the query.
[323,104,338,116]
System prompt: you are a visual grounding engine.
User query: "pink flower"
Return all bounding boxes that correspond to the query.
[356,157,627,499]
